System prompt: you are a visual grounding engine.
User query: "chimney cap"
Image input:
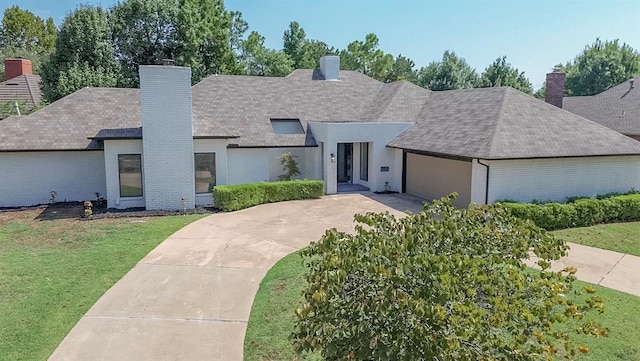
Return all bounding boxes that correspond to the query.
[162,59,175,66]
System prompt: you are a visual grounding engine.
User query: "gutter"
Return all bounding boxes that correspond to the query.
[476,159,490,204]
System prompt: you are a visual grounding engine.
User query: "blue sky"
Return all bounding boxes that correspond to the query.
[9,0,640,89]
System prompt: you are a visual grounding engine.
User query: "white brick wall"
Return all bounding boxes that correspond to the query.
[485,156,640,203]
[0,151,106,207]
[140,65,195,210]
[104,140,145,209]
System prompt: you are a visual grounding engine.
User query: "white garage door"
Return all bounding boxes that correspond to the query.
[405,153,472,207]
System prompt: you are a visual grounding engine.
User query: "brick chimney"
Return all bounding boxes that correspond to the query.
[4,58,33,81]
[545,70,565,108]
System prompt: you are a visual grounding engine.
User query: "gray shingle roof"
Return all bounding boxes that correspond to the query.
[2,69,640,159]
[388,87,640,159]
[0,74,42,115]
[563,76,640,136]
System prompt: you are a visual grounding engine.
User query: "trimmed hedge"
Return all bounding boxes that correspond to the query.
[501,194,640,230]
[213,180,324,212]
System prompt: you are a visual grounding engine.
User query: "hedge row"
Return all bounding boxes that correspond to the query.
[213,180,324,212]
[501,194,640,230]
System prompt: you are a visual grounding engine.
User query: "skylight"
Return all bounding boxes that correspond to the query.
[270,118,304,134]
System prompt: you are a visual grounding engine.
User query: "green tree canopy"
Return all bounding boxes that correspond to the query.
[479,56,533,94]
[239,31,293,77]
[562,38,640,96]
[385,54,418,83]
[110,0,180,85]
[41,5,123,102]
[0,5,56,53]
[293,196,606,360]
[177,0,238,83]
[282,21,306,69]
[417,50,478,90]
[340,33,393,82]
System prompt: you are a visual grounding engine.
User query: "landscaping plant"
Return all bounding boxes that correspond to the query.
[278,152,301,181]
[293,195,607,360]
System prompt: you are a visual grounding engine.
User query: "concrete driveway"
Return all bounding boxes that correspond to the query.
[49,193,423,360]
[49,193,640,360]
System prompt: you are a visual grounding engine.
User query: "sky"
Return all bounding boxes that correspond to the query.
[9,0,640,89]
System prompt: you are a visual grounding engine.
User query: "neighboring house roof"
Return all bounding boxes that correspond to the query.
[2,69,640,159]
[0,74,42,111]
[563,76,640,136]
[389,87,640,159]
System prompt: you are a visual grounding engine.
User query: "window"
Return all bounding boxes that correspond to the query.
[360,142,369,181]
[118,154,143,197]
[270,118,304,134]
[195,153,216,193]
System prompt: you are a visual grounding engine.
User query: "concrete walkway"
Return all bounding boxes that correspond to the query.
[49,193,640,360]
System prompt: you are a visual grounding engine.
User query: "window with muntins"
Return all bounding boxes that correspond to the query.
[360,142,369,181]
[195,153,216,193]
[118,154,143,197]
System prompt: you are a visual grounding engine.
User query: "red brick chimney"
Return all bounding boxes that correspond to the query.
[4,58,33,81]
[545,69,565,108]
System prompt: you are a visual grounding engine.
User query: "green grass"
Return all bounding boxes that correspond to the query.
[244,252,640,361]
[552,222,640,256]
[0,208,204,360]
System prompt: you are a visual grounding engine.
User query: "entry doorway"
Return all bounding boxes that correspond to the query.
[337,143,353,183]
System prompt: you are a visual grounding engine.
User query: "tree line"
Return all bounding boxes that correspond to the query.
[1,1,639,105]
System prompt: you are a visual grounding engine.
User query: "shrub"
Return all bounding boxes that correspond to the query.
[293,196,606,360]
[277,152,301,181]
[500,194,640,230]
[213,179,324,212]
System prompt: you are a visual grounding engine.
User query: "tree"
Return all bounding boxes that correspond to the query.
[41,5,123,102]
[277,152,300,181]
[563,38,640,96]
[283,21,306,68]
[340,33,393,81]
[110,0,180,85]
[177,0,238,83]
[239,31,293,77]
[293,195,606,360]
[229,11,248,57]
[298,39,335,69]
[0,6,56,53]
[479,56,533,94]
[385,54,417,83]
[417,51,478,91]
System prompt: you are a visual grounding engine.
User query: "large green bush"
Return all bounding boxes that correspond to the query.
[501,194,640,230]
[292,196,606,360]
[213,180,324,212]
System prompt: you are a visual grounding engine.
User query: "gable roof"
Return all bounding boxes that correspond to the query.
[388,87,640,159]
[0,74,42,114]
[563,76,640,135]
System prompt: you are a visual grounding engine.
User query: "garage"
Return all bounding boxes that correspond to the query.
[404,152,472,207]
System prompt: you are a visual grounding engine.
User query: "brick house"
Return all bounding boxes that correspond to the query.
[2,56,640,210]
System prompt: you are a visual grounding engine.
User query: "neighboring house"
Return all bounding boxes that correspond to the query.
[545,71,640,140]
[0,58,43,118]
[2,56,640,210]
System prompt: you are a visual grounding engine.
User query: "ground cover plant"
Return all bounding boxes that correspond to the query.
[0,205,204,360]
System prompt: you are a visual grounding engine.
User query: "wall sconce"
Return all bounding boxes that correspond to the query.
[330,153,336,163]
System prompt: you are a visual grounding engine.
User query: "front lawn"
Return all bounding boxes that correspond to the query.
[244,251,640,361]
[552,222,640,256]
[0,206,205,360]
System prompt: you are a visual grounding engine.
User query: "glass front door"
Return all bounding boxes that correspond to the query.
[337,143,353,183]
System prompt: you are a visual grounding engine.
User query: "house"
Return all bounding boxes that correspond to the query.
[545,70,640,141]
[0,58,43,118]
[2,56,640,210]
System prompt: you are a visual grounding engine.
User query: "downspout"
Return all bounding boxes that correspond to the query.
[476,159,490,204]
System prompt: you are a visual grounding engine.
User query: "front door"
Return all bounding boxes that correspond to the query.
[337,143,353,183]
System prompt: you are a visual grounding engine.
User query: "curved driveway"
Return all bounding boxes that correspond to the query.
[49,193,424,360]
